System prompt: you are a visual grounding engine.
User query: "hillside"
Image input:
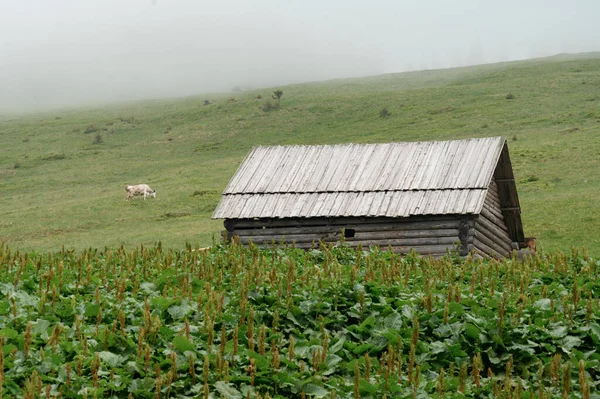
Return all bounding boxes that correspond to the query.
[1,53,599,254]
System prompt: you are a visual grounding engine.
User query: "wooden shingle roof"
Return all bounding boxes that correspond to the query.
[213,137,523,241]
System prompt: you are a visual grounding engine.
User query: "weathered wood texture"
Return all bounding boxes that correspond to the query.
[472,181,514,258]
[493,143,525,243]
[225,215,474,255]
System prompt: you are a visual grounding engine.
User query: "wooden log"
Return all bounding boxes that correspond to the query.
[482,201,504,221]
[233,224,463,238]
[487,183,501,199]
[228,215,462,229]
[480,237,509,258]
[486,185,501,200]
[479,207,509,233]
[476,214,511,242]
[353,229,460,240]
[236,219,464,233]
[472,237,505,260]
[239,235,462,247]
[237,233,338,244]
[474,224,512,254]
[473,224,512,255]
[389,244,460,255]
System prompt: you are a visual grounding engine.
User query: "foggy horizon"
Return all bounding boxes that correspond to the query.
[1,0,599,112]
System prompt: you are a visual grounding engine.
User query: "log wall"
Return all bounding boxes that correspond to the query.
[472,180,514,259]
[224,215,475,256]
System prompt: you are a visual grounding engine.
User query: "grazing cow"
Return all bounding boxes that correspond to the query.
[125,184,156,201]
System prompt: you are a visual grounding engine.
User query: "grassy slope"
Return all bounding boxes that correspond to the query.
[1,54,599,254]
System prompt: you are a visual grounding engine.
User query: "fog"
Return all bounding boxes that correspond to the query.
[1,0,599,111]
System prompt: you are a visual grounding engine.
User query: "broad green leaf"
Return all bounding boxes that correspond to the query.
[589,323,600,343]
[447,344,467,358]
[2,344,17,356]
[562,336,582,351]
[214,381,243,399]
[328,336,345,354]
[247,351,269,370]
[140,282,156,294]
[383,311,403,330]
[167,301,192,320]
[150,297,176,311]
[433,324,453,338]
[533,298,552,310]
[295,344,311,358]
[465,323,479,340]
[381,329,401,345]
[173,336,195,352]
[448,302,464,317]
[507,343,536,356]
[401,305,414,320]
[0,328,18,340]
[99,351,127,368]
[55,303,74,319]
[302,383,328,398]
[358,316,376,333]
[352,343,372,355]
[159,326,175,340]
[84,304,101,318]
[324,354,342,368]
[487,349,501,364]
[429,341,445,355]
[548,325,568,339]
[31,319,51,338]
[359,379,378,395]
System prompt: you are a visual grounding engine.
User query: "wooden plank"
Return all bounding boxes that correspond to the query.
[303,147,332,192]
[348,145,378,191]
[370,144,398,191]
[224,147,263,193]
[316,145,348,191]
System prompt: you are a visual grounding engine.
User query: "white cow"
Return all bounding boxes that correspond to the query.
[125,184,156,201]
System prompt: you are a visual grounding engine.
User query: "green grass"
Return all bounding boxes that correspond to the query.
[1,53,600,254]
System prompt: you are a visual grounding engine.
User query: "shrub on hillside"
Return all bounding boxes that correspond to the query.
[83,124,98,134]
[262,101,276,112]
[119,116,135,124]
[379,107,391,118]
[41,152,66,161]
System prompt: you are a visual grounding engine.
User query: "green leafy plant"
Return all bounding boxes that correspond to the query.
[0,242,597,398]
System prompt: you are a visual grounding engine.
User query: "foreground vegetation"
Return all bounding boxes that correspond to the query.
[0,242,599,398]
[1,53,600,253]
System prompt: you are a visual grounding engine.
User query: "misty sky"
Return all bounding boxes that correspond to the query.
[1,0,599,110]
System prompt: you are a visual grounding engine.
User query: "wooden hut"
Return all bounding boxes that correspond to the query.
[212,136,528,258]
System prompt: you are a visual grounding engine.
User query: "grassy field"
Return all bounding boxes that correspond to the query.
[1,53,599,254]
